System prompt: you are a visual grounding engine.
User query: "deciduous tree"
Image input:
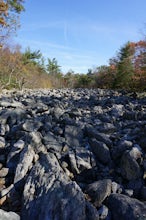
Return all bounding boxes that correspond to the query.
[0,0,25,46]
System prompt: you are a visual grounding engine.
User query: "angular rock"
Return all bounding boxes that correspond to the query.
[7,140,25,171]
[14,145,35,189]
[0,184,14,198]
[22,119,43,132]
[21,152,88,220]
[0,209,20,220]
[0,88,146,218]
[85,179,112,207]
[42,132,63,153]
[0,168,9,177]
[97,122,116,134]
[125,179,143,198]
[129,145,142,160]
[86,125,112,147]
[0,137,5,148]
[98,205,109,220]
[111,140,133,160]
[89,139,111,164]
[120,150,141,180]
[107,193,146,220]
[86,201,99,220]
[65,125,83,147]
[68,151,79,174]
[53,106,65,120]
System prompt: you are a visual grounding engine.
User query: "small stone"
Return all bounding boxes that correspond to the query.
[85,179,112,207]
[0,195,6,205]
[112,181,123,194]
[124,189,134,197]
[33,154,39,163]
[98,205,109,220]
[0,184,14,198]
[129,145,142,160]
[62,145,69,153]
[61,161,68,169]
[143,171,146,179]
[0,168,9,177]
[0,137,5,148]
[0,178,5,190]
[22,119,42,132]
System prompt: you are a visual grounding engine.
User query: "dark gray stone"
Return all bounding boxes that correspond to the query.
[111,140,133,160]
[21,152,88,220]
[85,179,112,207]
[120,150,141,180]
[86,201,99,220]
[7,140,25,171]
[42,132,63,153]
[140,187,146,201]
[0,88,145,219]
[89,139,111,164]
[107,193,146,220]
[65,125,83,147]
[98,205,109,220]
[86,125,112,147]
[14,145,35,189]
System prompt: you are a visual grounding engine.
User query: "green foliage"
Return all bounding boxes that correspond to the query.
[75,74,93,88]
[0,45,52,90]
[46,58,63,88]
[93,65,114,89]
[47,58,61,75]
[113,42,135,89]
[8,0,25,13]
[0,37,145,91]
[22,47,43,65]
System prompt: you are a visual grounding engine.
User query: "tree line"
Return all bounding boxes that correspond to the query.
[0,0,146,91]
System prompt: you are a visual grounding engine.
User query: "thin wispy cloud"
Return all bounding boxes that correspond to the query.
[17,38,76,51]
[20,20,65,32]
[17,37,103,73]
[16,0,145,73]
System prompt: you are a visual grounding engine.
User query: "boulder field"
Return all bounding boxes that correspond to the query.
[0,88,146,220]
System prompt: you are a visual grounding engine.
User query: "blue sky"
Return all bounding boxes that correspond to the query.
[15,0,146,73]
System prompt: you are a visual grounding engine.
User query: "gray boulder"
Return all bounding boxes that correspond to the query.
[85,179,112,207]
[120,150,141,180]
[65,125,83,148]
[107,193,146,220]
[89,139,111,164]
[0,209,20,220]
[21,152,88,220]
[14,145,35,189]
